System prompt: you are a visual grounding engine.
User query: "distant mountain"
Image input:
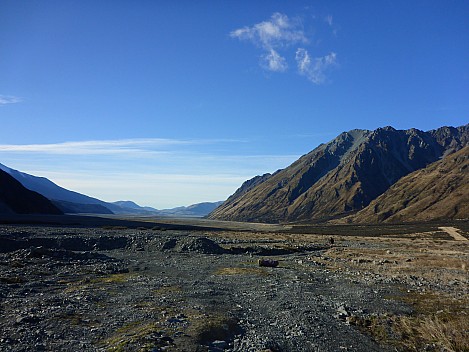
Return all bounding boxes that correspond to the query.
[157,201,224,217]
[0,163,222,217]
[209,124,468,223]
[112,201,157,212]
[0,164,153,215]
[111,200,223,217]
[0,169,63,215]
[345,146,469,223]
[52,200,114,215]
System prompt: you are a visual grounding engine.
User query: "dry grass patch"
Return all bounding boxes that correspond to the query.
[324,238,469,285]
[214,266,270,276]
[393,291,469,351]
[413,252,468,266]
[351,291,469,351]
[329,236,468,351]
[396,314,469,351]
[152,285,182,296]
[98,321,163,352]
[62,272,136,293]
[192,314,240,344]
[91,273,133,284]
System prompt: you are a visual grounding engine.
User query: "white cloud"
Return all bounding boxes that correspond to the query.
[261,49,288,72]
[230,12,307,72]
[296,48,311,73]
[0,95,22,105]
[231,12,339,83]
[230,12,307,50]
[296,48,337,84]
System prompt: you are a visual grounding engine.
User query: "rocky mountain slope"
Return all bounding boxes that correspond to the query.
[0,169,63,215]
[209,124,468,223]
[345,146,469,223]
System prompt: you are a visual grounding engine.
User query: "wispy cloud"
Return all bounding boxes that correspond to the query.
[324,14,339,37]
[0,95,22,105]
[230,12,307,73]
[296,49,337,84]
[261,49,288,72]
[0,138,242,156]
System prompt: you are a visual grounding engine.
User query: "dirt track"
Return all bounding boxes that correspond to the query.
[439,227,468,241]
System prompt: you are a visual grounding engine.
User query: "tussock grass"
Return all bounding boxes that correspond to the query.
[396,315,469,352]
[351,291,469,351]
[324,234,469,351]
[351,313,469,351]
[99,321,161,352]
[398,294,468,351]
[183,311,241,347]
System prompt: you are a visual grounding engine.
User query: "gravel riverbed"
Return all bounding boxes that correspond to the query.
[0,224,467,351]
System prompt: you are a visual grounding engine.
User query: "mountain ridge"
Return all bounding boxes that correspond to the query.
[209,124,468,223]
[342,146,469,223]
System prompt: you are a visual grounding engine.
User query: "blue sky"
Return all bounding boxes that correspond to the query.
[0,1,468,208]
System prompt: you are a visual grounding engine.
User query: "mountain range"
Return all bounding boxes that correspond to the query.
[0,163,221,217]
[209,124,468,223]
[2,124,467,222]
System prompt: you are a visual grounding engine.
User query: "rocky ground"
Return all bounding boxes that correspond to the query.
[0,222,468,351]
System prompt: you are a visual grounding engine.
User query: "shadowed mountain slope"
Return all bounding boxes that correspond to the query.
[0,163,104,205]
[345,146,469,223]
[0,169,63,215]
[209,124,468,223]
[0,164,154,215]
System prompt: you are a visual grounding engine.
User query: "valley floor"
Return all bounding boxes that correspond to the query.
[0,218,468,351]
